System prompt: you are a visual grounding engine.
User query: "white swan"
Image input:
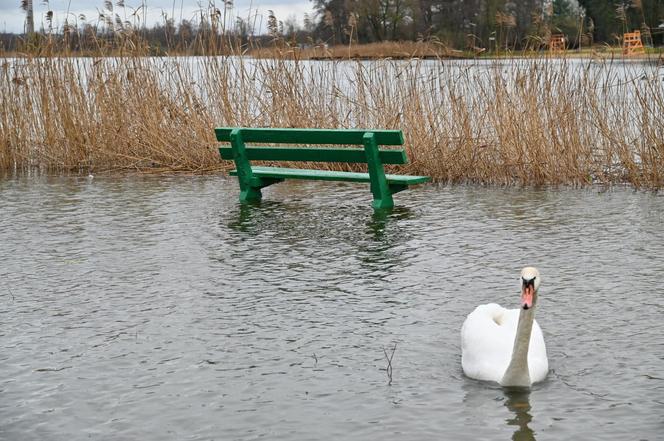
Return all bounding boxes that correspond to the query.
[461,267,548,387]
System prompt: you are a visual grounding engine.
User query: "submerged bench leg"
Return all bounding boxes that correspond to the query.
[372,196,394,210]
[239,186,262,202]
[363,133,394,210]
[239,178,283,203]
[230,128,265,203]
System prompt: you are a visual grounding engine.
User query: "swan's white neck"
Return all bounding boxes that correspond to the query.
[501,305,535,387]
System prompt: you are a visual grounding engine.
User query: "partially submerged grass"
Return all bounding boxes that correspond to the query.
[1,52,663,187]
[250,40,466,60]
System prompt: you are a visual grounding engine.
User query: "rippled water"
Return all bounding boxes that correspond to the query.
[1,173,663,440]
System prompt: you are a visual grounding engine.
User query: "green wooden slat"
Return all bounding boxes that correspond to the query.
[219,146,408,164]
[229,166,430,185]
[215,127,404,145]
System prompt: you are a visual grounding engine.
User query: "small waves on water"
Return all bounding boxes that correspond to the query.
[1,173,663,440]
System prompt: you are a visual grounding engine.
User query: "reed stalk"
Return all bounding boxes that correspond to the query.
[1,50,662,187]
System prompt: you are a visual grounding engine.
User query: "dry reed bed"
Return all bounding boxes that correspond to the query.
[250,40,464,60]
[1,55,663,187]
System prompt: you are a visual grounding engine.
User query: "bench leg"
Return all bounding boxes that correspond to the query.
[239,186,262,203]
[230,129,261,203]
[363,133,394,210]
[238,177,284,203]
[372,196,394,210]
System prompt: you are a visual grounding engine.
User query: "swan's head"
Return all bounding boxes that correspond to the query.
[520,267,540,310]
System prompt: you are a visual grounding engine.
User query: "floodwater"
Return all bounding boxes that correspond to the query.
[1,173,663,440]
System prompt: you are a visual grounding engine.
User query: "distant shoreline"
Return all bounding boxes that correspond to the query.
[249,42,664,62]
[2,41,663,61]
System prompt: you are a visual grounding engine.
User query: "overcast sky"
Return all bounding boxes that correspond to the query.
[0,0,315,34]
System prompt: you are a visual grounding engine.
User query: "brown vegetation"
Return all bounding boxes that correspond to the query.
[1,50,663,188]
[250,40,467,60]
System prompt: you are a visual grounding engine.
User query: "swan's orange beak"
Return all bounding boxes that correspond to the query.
[521,281,535,310]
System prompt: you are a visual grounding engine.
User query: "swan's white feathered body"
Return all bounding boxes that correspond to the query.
[461,303,548,385]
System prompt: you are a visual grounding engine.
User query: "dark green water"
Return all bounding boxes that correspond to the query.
[1,173,662,440]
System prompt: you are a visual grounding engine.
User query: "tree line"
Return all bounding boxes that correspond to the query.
[311,0,664,49]
[2,0,663,54]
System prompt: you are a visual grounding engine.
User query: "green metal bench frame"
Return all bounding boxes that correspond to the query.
[216,127,430,209]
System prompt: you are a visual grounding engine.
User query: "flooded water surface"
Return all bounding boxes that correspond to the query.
[1,174,663,440]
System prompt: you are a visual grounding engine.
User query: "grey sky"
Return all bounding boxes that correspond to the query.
[0,0,315,33]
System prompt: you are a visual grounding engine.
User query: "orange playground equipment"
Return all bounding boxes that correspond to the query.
[622,31,645,56]
[549,34,566,53]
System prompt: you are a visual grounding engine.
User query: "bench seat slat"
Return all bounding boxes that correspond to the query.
[219,147,408,165]
[230,166,430,185]
[216,127,404,145]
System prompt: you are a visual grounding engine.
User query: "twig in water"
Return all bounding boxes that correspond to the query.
[383,343,397,386]
[3,277,15,301]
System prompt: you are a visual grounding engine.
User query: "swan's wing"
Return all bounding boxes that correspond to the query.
[528,319,549,383]
[461,304,518,383]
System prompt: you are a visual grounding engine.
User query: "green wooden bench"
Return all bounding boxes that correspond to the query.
[216,127,430,209]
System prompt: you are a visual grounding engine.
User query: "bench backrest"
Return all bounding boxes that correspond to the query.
[216,127,408,165]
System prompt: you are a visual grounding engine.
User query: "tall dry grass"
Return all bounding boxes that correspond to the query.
[1,52,663,187]
[250,40,466,60]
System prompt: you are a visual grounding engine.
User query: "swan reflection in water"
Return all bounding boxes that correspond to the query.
[504,388,535,441]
